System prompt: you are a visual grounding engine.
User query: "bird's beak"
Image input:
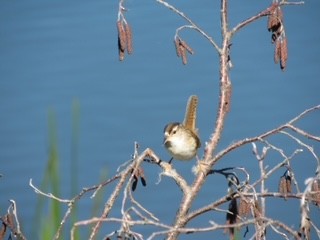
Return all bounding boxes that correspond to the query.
[163,138,171,148]
[163,137,167,145]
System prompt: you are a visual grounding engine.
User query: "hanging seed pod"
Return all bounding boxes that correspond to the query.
[239,198,251,217]
[174,38,181,57]
[285,174,292,193]
[117,20,127,52]
[280,37,288,70]
[279,176,287,195]
[267,5,283,33]
[180,44,188,65]
[179,40,194,55]
[268,5,283,45]
[124,23,133,54]
[274,38,281,64]
[311,179,320,206]
[267,9,278,32]
[276,6,284,25]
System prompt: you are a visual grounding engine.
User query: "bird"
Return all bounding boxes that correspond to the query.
[163,95,201,163]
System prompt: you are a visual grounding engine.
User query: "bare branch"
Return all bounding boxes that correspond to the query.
[156,0,220,52]
[212,105,320,166]
[230,1,304,37]
[29,179,71,203]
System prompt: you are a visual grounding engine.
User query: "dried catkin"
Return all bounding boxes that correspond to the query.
[274,38,281,64]
[174,38,181,57]
[286,175,292,193]
[124,23,133,54]
[279,176,287,194]
[180,45,187,65]
[239,198,251,217]
[280,37,288,70]
[179,40,194,55]
[117,20,127,52]
[267,9,278,32]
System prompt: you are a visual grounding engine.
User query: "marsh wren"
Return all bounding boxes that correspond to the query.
[164,95,201,162]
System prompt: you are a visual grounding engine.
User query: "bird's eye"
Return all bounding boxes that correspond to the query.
[172,130,177,134]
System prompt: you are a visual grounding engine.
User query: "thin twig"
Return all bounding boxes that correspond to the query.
[156,0,220,52]
[212,105,320,166]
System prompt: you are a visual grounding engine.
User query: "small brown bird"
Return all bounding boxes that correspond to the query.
[163,95,201,162]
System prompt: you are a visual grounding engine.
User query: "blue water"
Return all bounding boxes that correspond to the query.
[0,0,319,239]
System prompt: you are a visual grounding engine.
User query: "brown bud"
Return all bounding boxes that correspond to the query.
[124,23,133,54]
[280,37,288,70]
[117,20,127,52]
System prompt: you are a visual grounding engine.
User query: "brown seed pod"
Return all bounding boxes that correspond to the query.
[280,37,288,70]
[124,23,133,54]
[286,175,292,193]
[179,44,188,65]
[174,38,181,57]
[179,40,194,55]
[268,6,283,34]
[267,9,278,32]
[274,38,281,64]
[279,176,287,194]
[117,20,127,52]
[276,6,284,26]
[239,198,251,217]
[311,179,320,206]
